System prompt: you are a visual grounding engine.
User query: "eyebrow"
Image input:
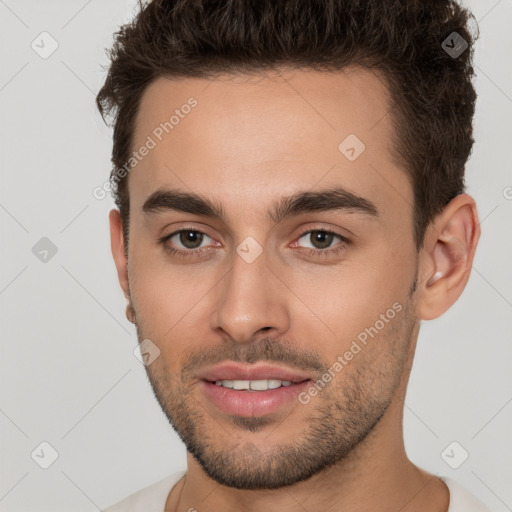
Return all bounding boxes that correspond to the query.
[142,186,379,223]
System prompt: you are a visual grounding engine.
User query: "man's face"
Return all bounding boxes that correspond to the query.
[122,67,420,489]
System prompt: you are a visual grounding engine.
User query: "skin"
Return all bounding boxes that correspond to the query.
[109,67,480,512]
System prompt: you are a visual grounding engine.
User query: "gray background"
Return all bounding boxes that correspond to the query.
[0,0,511,510]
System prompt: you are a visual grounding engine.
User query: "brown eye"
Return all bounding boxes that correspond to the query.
[306,231,335,249]
[297,229,346,250]
[159,229,214,255]
[292,228,351,259]
[176,230,205,249]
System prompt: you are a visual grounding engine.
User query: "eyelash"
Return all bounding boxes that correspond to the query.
[158,227,350,260]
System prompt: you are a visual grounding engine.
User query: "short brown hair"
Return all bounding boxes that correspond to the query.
[96,0,479,252]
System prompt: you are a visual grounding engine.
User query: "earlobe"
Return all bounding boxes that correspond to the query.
[126,300,136,324]
[417,194,481,320]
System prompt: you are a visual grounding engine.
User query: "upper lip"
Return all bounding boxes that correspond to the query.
[197,362,312,383]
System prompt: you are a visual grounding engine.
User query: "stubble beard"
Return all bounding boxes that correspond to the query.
[132,291,417,490]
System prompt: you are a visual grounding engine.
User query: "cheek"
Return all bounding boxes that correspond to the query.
[129,250,222,351]
[288,250,413,349]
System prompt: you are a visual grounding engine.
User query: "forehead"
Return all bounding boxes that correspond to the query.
[129,67,412,224]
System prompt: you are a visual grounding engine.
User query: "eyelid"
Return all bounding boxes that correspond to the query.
[159,222,214,238]
[290,218,350,239]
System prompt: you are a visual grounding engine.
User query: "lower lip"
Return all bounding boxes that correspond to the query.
[200,380,312,417]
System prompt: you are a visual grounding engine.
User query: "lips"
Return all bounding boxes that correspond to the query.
[196,362,313,417]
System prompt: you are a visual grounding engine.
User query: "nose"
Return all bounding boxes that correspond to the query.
[210,249,290,344]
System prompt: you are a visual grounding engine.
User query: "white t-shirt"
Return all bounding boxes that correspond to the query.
[102,470,492,512]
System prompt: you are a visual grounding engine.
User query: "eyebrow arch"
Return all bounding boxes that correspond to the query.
[142,186,379,223]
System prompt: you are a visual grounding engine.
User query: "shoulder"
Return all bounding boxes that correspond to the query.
[440,476,492,512]
[102,470,187,512]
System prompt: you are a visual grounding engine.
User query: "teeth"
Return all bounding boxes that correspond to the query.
[251,379,270,390]
[233,380,249,390]
[214,379,293,391]
[268,379,282,389]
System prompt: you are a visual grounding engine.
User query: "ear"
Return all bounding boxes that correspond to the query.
[109,209,130,302]
[416,194,481,321]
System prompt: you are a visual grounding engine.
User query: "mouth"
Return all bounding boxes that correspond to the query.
[206,378,309,391]
[197,362,314,417]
